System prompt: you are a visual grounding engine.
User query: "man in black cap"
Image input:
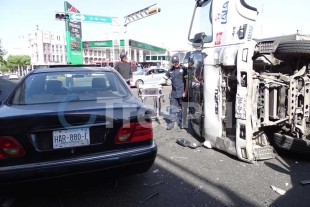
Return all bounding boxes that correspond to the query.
[158,55,188,130]
[114,52,133,85]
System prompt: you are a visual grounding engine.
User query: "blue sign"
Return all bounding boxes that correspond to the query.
[69,13,112,24]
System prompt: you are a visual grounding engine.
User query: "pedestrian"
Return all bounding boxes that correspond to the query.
[131,61,137,72]
[65,73,73,87]
[114,52,133,85]
[137,64,142,72]
[157,55,188,130]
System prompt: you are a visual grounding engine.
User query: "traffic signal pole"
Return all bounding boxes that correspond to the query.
[54,11,119,64]
[123,4,161,61]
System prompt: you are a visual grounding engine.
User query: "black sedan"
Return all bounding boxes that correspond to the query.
[0,65,157,188]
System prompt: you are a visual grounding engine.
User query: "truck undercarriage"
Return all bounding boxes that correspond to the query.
[253,40,310,154]
[187,0,310,163]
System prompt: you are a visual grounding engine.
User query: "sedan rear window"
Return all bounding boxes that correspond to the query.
[8,71,130,105]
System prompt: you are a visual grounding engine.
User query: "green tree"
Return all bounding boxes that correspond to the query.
[0,39,7,64]
[0,63,10,72]
[20,55,31,67]
[6,55,20,71]
[6,55,31,74]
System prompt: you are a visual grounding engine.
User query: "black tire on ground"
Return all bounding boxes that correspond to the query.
[274,40,310,61]
[273,133,310,155]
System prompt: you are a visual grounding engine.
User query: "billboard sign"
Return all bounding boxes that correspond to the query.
[64,1,83,64]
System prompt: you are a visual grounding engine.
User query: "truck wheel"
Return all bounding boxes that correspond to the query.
[273,133,310,155]
[274,40,310,61]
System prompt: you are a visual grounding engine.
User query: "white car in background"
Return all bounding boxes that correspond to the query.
[9,73,19,80]
[0,72,3,78]
[131,68,171,88]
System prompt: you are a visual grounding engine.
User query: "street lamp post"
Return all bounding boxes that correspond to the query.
[123,4,161,61]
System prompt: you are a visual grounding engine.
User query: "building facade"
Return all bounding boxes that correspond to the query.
[28,30,67,66]
[82,39,170,67]
[23,30,187,68]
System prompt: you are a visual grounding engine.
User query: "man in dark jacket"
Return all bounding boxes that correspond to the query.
[114,52,133,85]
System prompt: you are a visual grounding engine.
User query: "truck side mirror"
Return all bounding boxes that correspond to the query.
[192,32,206,47]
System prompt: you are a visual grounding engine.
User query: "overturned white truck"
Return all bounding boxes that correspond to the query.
[186,0,310,163]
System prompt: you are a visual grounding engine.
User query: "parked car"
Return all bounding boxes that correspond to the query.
[9,73,19,80]
[0,72,2,78]
[0,66,157,188]
[4,72,9,76]
[131,68,171,87]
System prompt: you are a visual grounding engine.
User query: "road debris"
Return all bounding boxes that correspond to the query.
[171,156,188,160]
[176,138,203,149]
[300,180,310,185]
[270,185,286,195]
[150,181,165,188]
[153,169,159,173]
[145,192,159,201]
[203,141,212,149]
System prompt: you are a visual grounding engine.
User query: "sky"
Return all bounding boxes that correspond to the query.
[0,0,310,55]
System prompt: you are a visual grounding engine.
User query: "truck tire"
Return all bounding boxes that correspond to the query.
[273,133,310,155]
[274,40,310,61]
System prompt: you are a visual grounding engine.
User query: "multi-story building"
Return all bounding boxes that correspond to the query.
[10,35,30,56]
[28,30,67,65]
[25,30,190,68]
[82,39,169,67]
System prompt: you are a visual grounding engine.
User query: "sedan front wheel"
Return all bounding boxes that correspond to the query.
[166,79,172,86]
[135,79,144,88]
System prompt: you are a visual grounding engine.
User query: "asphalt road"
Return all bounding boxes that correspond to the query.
[1,80,310,207]
[0,76,19,103]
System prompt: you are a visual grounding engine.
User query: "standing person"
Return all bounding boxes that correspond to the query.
[114,52,133,85]
[158,56,188,130]
[131,61,137,72]
[137,64,142,72]
[65,73,73,87]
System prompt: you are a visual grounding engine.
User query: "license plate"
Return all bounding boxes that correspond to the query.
[53,128,90,149]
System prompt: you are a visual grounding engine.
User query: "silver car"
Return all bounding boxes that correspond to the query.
[9,73,19,80]
[131,68,172,87]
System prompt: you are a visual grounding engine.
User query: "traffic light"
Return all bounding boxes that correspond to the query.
[55,13,70,20]
[148,6,161,15]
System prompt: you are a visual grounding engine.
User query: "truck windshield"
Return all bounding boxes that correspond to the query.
[189,0,213,43]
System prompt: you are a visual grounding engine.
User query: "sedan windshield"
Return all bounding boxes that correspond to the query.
[133,71,144,75]
[189,0,213,43]
[8,71,130,105]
